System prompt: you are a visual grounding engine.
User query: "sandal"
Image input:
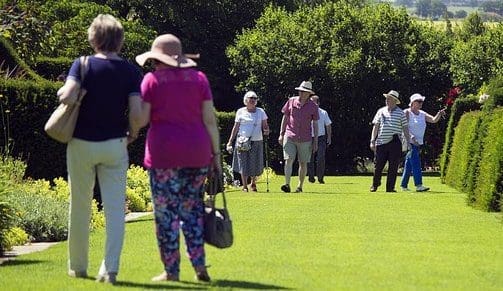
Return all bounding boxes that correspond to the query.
[151,271,179,282]
[250,183,257,192]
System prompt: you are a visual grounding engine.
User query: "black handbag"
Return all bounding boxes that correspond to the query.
[204,182,233,248]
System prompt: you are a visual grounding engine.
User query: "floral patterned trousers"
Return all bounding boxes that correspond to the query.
[149,167,208,277]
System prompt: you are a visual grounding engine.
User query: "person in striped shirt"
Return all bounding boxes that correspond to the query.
[369,90,411,192]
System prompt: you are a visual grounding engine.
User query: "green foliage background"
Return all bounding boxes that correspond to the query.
[227,2,452,172]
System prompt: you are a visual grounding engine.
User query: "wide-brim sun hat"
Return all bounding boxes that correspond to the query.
[409,93,426,106]
[135,34,197,68]
[383,90,401,104]
[295,81,314,94]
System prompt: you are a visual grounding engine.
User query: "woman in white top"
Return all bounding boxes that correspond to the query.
[400,93,446,192]
[226,91,270,192]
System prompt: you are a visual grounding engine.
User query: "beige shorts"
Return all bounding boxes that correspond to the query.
[283,137,312,163]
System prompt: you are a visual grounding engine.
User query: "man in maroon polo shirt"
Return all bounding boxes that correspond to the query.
[278,81,320,193]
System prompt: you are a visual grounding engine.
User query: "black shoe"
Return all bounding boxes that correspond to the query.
[318,179,325,184]
[294,187,302,193]
[281,184,291,193]
[370,186,378,192]
[386,189,397,193]
[195,271,211,282]
[308,177,315,183]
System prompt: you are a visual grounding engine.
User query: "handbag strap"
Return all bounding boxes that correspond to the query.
[245,110,259,139]
[76,56,89,104]
[221,188,227,209]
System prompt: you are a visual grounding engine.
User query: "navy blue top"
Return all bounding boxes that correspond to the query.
[67,56,142,141]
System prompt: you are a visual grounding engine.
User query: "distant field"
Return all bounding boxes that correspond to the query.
[402,5,480,16]
[415,19,499,31]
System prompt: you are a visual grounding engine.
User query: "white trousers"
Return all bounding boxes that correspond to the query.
[67,137,128,275]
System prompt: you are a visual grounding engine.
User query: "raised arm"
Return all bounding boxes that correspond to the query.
[425,108,446,123]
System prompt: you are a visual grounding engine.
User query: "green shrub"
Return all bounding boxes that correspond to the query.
[473,108,503,211]
[90,199,105,231]
[0,154,26,186]
[6,191,68,242]
[439,96,480,181]
[482,75,503,112]
[33,56,72,81]
[126,187,146,213]
[444,111,483,194]
[0,200,16,254]
[2,227,29,251]
[216,111,236,165]
[126,165,150,211]
[51,177,70,201]
[0,37,43,81]
[0,78,65,179]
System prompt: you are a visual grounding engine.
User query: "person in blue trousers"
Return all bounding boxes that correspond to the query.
[400,93,446,192]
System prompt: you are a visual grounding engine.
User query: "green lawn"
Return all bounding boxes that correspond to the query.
[1,176,502,290]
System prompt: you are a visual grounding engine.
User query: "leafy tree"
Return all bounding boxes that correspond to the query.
[450,25,503,93]
[416,0,431,18]
[454,10,468,19]
[458,12,486,42]
[430,0,447,18]
[396,0,414,7]
[228,2,452,172]
[0,3,50,63]
[1,0,155,63]
[90,0,304,110]
[480,0,503,15]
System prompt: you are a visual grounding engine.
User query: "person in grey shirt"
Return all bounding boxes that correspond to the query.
[308,95,332,184]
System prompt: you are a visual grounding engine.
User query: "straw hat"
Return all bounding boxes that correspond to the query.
[383,90,401,104]
[135,34,197,68]
[295,81,315,94]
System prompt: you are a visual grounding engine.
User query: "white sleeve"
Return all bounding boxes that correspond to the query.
[372,109,382,124]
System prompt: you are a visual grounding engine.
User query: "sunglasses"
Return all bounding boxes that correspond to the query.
[249,97,258,100]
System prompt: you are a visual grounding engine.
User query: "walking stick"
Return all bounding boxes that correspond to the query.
[264,134,270,192]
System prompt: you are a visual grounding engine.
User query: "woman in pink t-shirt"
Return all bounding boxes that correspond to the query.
[131,34,221,283]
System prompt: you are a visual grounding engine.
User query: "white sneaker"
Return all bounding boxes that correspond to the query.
[416,185,430,192]
[401,187,410,191]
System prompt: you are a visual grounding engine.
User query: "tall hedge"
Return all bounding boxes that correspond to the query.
[472,110,503,211]
[0,76,236,179]
[33,56,73,81]
[439,96,480,181]
[444,111,483,193]
[0,37,43,81]
[0,79,65,179]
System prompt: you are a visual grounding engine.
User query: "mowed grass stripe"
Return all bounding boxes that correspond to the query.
[0,176,502,290]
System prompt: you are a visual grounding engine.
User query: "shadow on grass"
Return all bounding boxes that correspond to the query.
[112,279,290,290]
[114,280,207,289]
[213,279,291,289]
[0,259,45,267]
[126,216,154,224]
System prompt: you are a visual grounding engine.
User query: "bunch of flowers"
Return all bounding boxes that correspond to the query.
[443,86,463,106]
